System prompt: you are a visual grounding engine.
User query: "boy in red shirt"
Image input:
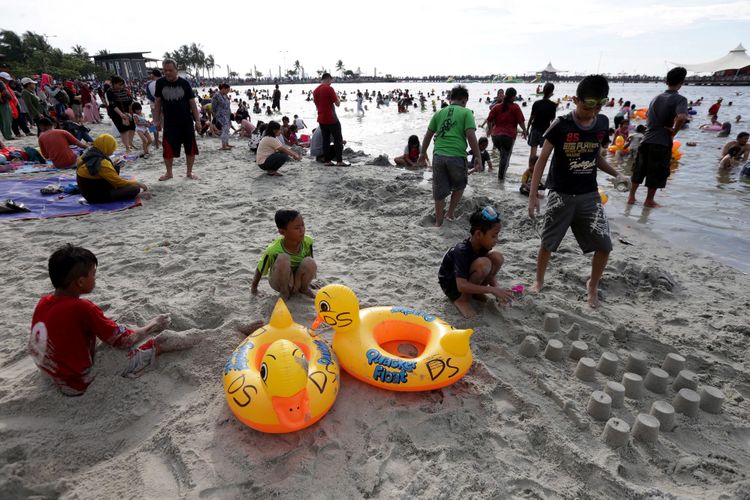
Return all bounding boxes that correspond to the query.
[29,245,190,396]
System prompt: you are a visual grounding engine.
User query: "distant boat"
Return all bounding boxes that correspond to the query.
[446,76,455,83]
[502,75,524,83]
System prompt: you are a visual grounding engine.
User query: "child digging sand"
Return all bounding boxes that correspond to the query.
[251,210,317,299]
[528,75,629,308]
[438,206,513,318]
[28,244,195,396]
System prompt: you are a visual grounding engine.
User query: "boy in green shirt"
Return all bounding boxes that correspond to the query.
[418,85,482,227]
[251,210,317,299]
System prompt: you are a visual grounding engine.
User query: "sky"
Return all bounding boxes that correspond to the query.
[3,0,750,77]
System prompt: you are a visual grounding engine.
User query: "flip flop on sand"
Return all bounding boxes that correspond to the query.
[158,174,173,181]
[335,161,351,167]
[186,173,199,180]
[267,171,283,176]
[323,162,335,166]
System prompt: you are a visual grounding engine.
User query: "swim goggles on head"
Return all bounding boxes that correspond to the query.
[481,206,501,222]
[580,97,609,109]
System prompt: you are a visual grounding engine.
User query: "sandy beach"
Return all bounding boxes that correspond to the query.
[1,121,749,499]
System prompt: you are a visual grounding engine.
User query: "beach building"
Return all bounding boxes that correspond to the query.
[539,62,563,81]
[673,44,750,85]
[92,52,157,80]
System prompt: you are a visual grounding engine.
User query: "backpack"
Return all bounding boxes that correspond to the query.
[144,81,155,103]
[248,132,261,152]
[54,89,69,104]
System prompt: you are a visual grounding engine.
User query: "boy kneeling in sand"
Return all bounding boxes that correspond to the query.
[251,210,317,299]
[29,245,193,396]
[438,207,514,318]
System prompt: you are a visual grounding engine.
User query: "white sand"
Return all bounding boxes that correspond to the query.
[1,123,749,499]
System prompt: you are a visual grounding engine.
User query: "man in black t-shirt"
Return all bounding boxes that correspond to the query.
[153,59,202,181]
[272,84,281,111]
[527,83,558,158]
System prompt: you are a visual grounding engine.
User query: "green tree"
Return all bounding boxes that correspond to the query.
[335,60,344,77]
[0,29,104,79]
[205,54,215,78]
[71,45,88,58]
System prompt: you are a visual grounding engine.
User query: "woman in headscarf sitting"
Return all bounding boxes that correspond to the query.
[76,134,148,203]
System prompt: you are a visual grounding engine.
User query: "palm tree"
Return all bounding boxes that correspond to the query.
[0,30,24,61]
[254,69,263,79]
[335,60,344,77]
[97,49,110,56]
[189,42,205,77]
[293,60,301,80]
[205,54,215,78]
[71,44,88,58]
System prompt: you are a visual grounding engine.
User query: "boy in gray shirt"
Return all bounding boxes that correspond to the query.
[628,67,689,208]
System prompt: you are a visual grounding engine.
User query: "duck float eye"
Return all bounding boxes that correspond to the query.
[259,362,268,382]
[319,300,331,312]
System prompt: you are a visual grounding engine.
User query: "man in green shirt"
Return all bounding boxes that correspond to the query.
[21,78,44,133]
[418,86,482,227]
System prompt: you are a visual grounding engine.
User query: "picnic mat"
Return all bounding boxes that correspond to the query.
[0,176,141,220]
[0,161,61,175]
[0,150,139,177]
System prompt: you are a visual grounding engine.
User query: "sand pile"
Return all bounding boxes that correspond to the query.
[0,124,748,499]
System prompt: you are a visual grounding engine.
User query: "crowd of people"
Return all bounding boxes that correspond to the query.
[2,57,746,396]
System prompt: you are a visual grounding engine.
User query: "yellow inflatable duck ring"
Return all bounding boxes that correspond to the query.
[312,284,474,392]
[223,299,339,433]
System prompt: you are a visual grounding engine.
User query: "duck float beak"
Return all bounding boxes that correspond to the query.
[311,315,324,330]
[271,389,311,428]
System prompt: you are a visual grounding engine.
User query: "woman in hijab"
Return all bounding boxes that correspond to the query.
[79,83,100,124]
[76,134,148,203]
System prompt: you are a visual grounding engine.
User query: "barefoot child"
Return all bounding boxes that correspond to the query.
[468,136,492,173]
[438,206,513,318]
[394,135,427,167]
[131,103,153,157]
[251,210,317,299]
[528,75,629,308]
[28,244,192,396]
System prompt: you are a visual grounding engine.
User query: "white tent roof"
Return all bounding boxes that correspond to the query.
[540,62,564,73]
[671,44,750,73]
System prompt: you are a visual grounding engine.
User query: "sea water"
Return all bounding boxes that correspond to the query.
[222,82,749,272]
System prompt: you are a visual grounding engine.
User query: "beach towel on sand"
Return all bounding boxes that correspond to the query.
[0,176,141,220]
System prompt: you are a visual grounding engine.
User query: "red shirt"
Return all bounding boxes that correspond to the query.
[313,84,338,125]
[29,295,134,394]
[708,103,721,116]
[487,103,525,138]
[38,129,79,168]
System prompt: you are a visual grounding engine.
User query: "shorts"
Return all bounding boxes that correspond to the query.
[527,128,545,148]
[632,143,671,189]
[162,126,199,160]
[439,278,461,301]
[541,190,612,254]
[432,154,468,200]
[110,112,136,133]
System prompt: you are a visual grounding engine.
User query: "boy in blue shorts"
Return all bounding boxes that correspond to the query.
[528,75,629,308]
[251,210,317,299]
[438,206,513,318]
